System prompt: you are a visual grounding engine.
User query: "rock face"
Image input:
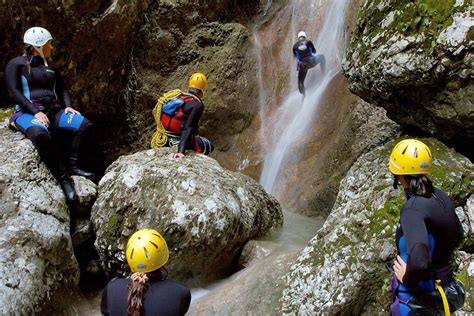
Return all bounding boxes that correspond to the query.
[91,148,283,286]
[281,138,474,314]
[0,0,260,167]
[343,1,473,157]
[0,127,80,314]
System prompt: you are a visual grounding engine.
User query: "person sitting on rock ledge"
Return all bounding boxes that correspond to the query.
[100,228,191,316]
[388,139,465,315]
[5,26,95,205]
[150,72,213,158]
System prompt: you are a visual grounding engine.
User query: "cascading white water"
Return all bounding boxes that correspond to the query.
[259,0,348,195]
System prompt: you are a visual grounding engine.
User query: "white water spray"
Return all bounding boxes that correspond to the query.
[259,0,348,195]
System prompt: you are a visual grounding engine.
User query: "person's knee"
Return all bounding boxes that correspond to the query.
[26,126,53,148]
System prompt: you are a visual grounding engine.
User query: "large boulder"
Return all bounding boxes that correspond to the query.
[343,1,473,157]
[281,138,474,314]
[91,148,283,286]
[0,127,81,314]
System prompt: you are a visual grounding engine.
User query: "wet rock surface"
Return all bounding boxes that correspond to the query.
[343,1,473,157]
[91,147,283,286]
[281,138,474,314]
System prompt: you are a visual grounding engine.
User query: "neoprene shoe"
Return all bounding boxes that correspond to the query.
[70,166,95,179]
[60,178,78,204]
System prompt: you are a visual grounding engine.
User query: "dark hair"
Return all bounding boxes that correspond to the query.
[126,268,166,316]
[407,175,434,198]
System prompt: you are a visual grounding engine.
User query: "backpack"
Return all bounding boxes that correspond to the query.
[150,89,199,148]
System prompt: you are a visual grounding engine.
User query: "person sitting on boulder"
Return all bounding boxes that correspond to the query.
[150,72,213,158]
[5,26,95,205]
[388,139,465,315]
[100,228,191,316]
[292,31,325,96]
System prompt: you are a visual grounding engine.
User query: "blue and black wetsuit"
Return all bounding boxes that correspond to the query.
[391,187,463,315]
[101,277,191,316]
[292,39,325,95]
[5,55,92,181]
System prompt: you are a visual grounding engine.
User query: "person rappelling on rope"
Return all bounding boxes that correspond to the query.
[292,31,325,96]
[150,72,213,158]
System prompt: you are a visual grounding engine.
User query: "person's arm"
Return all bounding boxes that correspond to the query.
[178,100,203,154]
[4,58,39,114]
[53,66,72,108]
[308,41,316,54]
[400,208,431,287]
[100,285,109,315]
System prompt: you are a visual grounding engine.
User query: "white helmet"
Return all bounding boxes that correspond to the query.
[24,27,53,47]
[297,31,307,39]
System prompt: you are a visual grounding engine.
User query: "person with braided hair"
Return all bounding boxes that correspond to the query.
[100,229,191,316]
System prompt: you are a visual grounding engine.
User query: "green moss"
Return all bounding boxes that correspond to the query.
[0,107,14,120]
[349,0,465,64]
[102,212,124,243]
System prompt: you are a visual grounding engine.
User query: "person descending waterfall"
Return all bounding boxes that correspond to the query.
[388,139,465,315]
[150,72,213,158]
[292,31,325,96]
[101,228,191,316]
[5,26,95,206]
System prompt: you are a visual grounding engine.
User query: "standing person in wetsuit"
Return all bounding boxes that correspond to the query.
[101,228,191,316]
[388,139,465,315]
[292,31,325,96]
[150,72,213,158]
[5,26,94,205]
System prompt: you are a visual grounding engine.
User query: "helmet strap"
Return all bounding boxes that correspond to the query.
[393,174,399,189]
[33,46,48,66]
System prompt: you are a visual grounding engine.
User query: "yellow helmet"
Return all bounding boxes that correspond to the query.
[125,228,169,273]
[389,139,432,175]
[188,72,208,91]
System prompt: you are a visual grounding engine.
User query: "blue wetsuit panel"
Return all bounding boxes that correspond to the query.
[398,234,435,315]
[14,113,48,132]
[58,112,85,130]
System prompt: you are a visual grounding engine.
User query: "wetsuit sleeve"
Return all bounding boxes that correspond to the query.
[54,67,71,108]
[178,99,203,154]
[400,208,431,287]
[4,58,39,114]
[308,41,316,54]
[100,285,109,315]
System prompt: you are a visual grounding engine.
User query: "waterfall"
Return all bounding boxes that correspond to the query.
[259,0,348,196]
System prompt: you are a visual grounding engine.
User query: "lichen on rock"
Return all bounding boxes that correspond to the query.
[91,147,283,286]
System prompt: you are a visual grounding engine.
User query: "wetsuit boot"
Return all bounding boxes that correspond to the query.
[60,176,78,205]
[69,155,95,179]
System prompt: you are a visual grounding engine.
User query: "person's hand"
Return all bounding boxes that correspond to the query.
[65,107,81,115]
[34,111,50,127]
[168,153,185,159]
[393,255,407,283]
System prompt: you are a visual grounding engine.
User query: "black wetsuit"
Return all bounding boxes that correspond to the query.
[396,187,462,287]
[179,98,204,154]
[101,277,191,316]
[292,39,324,95]
[5,55,92,181]
[292,39,316,61]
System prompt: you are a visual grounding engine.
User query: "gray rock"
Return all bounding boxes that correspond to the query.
[343,2,474,148]
[281,138,473,315]
[0,128,80,315]
[91,148,283,286]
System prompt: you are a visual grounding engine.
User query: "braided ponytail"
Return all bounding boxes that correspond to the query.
[23,45,33,75]
[126,272,149,316]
